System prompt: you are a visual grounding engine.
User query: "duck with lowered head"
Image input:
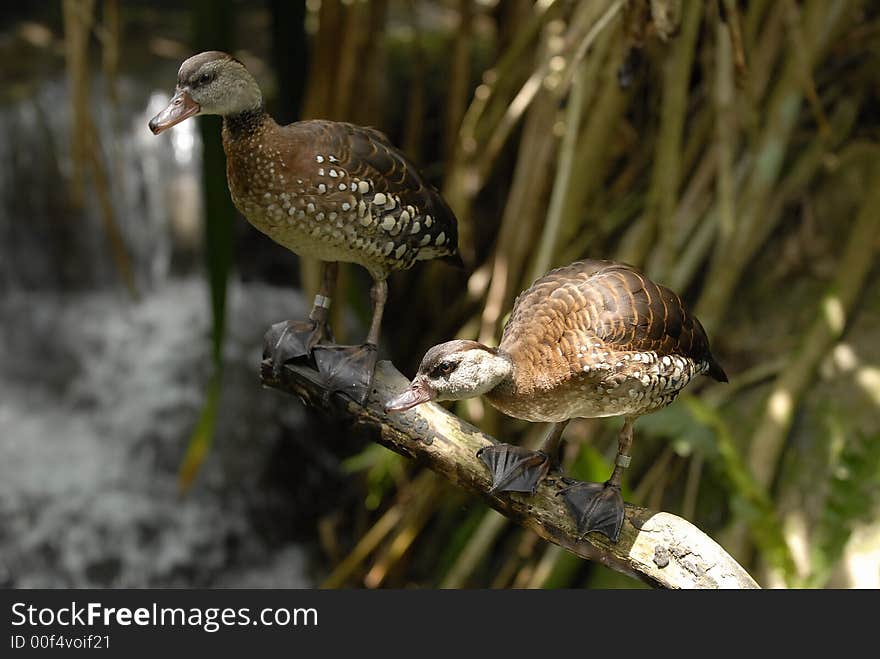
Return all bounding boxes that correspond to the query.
[149,51,461,404]
[386,259,727,542]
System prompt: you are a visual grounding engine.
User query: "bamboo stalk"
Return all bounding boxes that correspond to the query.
[402,0,426,161]
[443,0,563,256]
[302,0,342,120]
[526,543,565,588]
[644,0,703,275]
[101,0,119,106]
[714,11,736,247]
[478,38,562,344]
[61,0,136,297]
[62,0,94,206]
[322,470,436,588]
[441,509,508,588]
[444,0,474,163]
[682,452,704,522]
[356,0,390,127]
[722,161,880,568]
[363,474,444,588]
[527,47,588,284]
[86,129,137,297]
[696,0,850,333]
[747,167,880,490]
[555,29,628,259]
[721,0,748,86]
[496,528,544,588]
[782,0,832,139]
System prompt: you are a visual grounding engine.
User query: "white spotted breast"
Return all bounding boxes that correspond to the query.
[222,116,461,279]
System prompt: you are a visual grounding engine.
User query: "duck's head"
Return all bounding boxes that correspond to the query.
[385,340,512,413]
[149,51,262,134]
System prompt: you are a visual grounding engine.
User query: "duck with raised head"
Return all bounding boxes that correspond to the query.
[149,51,460,404]
[385,259,727,542]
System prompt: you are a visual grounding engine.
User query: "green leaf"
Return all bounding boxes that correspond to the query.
[178,0,236,491]
[568,444,633,500]
[635,400,718,458]
[568,444,613,483]
[178,369,222,492]
[808,421,880,587]
[342,444,407,511]
[682,396,799,583]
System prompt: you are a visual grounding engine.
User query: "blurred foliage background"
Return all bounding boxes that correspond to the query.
[2,0,879,589]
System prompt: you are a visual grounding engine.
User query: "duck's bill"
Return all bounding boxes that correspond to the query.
[148,89,199,134]
[385,381,434,413]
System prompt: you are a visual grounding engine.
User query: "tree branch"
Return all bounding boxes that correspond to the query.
[261,359,759,589]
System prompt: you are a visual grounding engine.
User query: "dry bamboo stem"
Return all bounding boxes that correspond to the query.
[527,46,588,284]
[62,0,94,205]
[696,0,848,334]
[645,0,703,275]
[557,29,628,254]
[402,0,426,160]
[441,509,507,588]
[262,360,760,589]
[321,471,434,588]
[62,0,136,297]
[493,530,537,588]
[444,0,474,163]
[527,543,566,588]
[714,12,736,248]
[723,164,880,566]
[478,35,562,344]
[100,0,119,106]
[302,0,342,120]
[442,0,561,256]
[363,474,444,588]
[746,167,880,490]
[86,130,137,297]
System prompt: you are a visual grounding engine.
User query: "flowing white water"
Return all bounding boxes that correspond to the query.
[0,277,318,587]
[0,78,325,587]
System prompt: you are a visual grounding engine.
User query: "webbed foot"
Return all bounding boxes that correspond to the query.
[263,319,331,377]
[312,343,378,406]
[476,444,552,494]
[558,481,624,543]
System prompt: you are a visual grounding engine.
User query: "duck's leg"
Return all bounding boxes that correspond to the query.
[559,416,634,543]
[312,278,386,405]
[264,261,338,377]
[477,420,570,494]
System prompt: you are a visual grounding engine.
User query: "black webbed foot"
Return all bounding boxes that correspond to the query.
[476,444,552,494]
[263,319,331,377]
[558,481,625,543]
[312,343,378,406]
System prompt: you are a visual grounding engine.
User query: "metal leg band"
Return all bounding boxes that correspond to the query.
[616,454,632,468]
[313,295,332,309]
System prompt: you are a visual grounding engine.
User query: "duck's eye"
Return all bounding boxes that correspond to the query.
[198,73,211,85]
[435,361,455,376]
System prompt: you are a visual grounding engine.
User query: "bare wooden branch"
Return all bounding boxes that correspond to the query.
[261,359,759,589]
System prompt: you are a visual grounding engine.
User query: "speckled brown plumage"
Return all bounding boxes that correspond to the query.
[222,114,459,279]
[386,258,726,541]
[488,259,726,422]
[150,51,462,404]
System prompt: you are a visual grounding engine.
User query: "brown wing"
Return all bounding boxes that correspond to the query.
[284,120,460,268]
[500,260,726,382]
[345,123,461,265]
